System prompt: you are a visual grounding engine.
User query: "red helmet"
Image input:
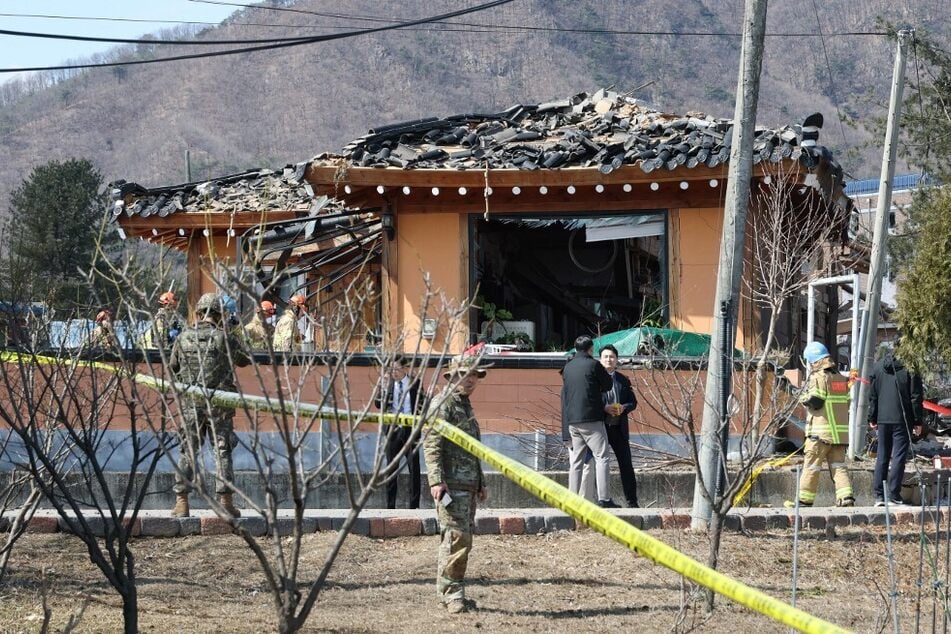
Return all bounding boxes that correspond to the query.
[159,291,176,305]
[95,310,111,323]
[260,300,276,315]
[289,294,307,307]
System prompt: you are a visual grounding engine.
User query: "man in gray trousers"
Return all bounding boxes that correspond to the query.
[561,335,619,508]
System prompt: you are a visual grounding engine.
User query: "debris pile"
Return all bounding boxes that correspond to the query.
[334,88,838,180]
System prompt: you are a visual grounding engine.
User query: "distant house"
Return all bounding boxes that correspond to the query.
[110,89,857,462]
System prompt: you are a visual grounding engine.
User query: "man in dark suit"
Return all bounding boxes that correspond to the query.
[561,335,619,508]
[599,344,640,508]
[375,355,423,509]
[868,345,924,506]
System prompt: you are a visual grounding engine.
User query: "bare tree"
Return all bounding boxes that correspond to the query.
[635,343,797,612]
[126,254,469,632]
[0,315,169,633]
[745,168,853,441]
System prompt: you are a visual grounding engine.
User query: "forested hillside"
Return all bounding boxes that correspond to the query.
[0,0,946,208]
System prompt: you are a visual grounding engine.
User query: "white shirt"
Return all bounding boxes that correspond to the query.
[392,376,412,415]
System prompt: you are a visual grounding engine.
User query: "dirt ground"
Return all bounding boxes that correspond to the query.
[0,525,938,633]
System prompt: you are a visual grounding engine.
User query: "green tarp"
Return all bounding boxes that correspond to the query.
[586,326,739,358]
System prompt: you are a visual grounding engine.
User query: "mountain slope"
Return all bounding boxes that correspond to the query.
[0,0,945,209]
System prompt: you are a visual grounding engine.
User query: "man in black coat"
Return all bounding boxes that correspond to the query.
[599,344,639,508]
[375,356,423,509]
[561,335,619,508]
[868,347,924,506]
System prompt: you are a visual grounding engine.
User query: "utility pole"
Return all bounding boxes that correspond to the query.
[853,30,913,452]
[186,149,193,182]
[691,0,768,530]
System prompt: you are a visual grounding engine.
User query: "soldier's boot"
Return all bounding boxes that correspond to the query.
[446,599,468,614]
[219,493,241,518]
[172,493,190,518]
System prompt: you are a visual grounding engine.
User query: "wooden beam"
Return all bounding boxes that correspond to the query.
[367,184,727,215]
[306,160,797,190]
[117,210,299,232]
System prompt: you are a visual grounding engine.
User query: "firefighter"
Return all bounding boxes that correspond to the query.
[786,341,855,508]
[242,300,276,349]
[273,294,306,352]
[144,291,184,349]
[86,309,117,350]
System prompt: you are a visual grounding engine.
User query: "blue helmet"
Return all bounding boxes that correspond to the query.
[803,341,830,364]
[221,295,238,317]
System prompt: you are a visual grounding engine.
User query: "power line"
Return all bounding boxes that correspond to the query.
[188,0,889,37]
[0,11,499,34]
[0,5,891,39]
[0,27,345,46]
[0,0,515,74]
[809,0,849,146]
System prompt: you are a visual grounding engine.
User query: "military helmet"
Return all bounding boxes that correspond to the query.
[195,292,223,316]
[442,355,493,379]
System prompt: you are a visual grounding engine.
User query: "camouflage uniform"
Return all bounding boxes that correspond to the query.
[144,306,184,349]
[424,386,485,606]
[272,310,301,352]
[169,318,250,495]
[242,313,272,350]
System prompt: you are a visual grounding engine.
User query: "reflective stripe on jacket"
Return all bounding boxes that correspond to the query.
[799,358,851,446]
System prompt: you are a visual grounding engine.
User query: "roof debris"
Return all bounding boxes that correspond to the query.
[327,88,839,181]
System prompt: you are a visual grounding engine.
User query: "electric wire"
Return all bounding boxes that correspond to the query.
[810,0,849,147]
[911,33,931,169]
[0,12,503,34]
[0,0,515,73]
[187,0,889,37]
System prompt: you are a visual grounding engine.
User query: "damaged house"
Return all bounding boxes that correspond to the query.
[111,89,856,462]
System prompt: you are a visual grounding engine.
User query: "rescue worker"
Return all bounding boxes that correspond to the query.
[144,291,184,349]
[787,341,855,508]
[168,292,250,518]
[242,300,276,349]
[273,294,306,352]
[85,309,117,350]
[424,355,491,614]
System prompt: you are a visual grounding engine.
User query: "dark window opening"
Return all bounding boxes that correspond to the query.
[471,213,667,351]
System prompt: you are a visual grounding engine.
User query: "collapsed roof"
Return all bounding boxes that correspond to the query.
[318,88,841,188]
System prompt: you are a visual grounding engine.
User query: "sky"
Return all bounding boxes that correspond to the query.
[0,1,239,78]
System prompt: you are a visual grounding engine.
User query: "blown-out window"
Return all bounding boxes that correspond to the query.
[470,212,667,351]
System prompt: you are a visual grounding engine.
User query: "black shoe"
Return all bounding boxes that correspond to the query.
[598,499,620,509]
[874,499,886,507]
[627,500,640,509]
[889,498,907,506]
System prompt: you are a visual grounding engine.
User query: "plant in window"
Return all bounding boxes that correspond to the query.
[494,331,534,351]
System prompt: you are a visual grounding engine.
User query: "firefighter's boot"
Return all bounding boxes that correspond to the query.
[172,493,190,518]
[219,493,241,518]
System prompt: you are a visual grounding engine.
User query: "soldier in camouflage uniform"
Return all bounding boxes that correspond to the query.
[144,291,184,350]
[168,292,250,518]
[424,355,491,615]
[242,300,276,349]
[272,294,306,352]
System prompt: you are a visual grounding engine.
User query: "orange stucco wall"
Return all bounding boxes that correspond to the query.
[393,211,469,354]
[669,208,722,334]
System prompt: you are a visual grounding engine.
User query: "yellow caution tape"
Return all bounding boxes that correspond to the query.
[1,351,848,633]
[733,448,802,507]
